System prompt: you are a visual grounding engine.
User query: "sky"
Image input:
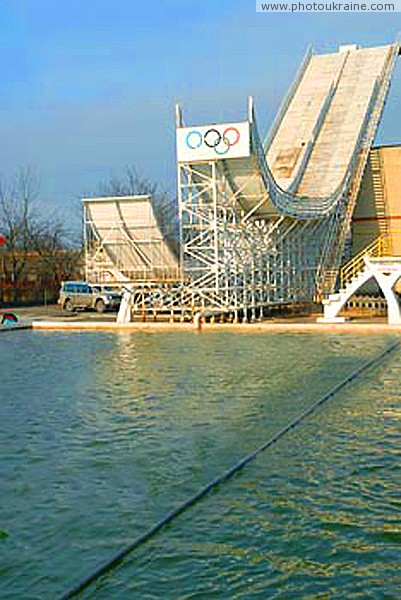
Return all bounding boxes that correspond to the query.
[1,0,401,232]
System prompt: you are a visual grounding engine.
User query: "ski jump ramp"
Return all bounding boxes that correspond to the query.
[86,42,400,320]
[83,196,180,283]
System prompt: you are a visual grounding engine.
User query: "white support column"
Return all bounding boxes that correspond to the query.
[177,162,185,276]
[366,258,401,324]
[117,285,133,323]
[211,161,220,294]
[318,257,401,325]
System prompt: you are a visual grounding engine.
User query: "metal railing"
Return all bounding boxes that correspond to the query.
[339,234,392,289]
[251,77,381,219]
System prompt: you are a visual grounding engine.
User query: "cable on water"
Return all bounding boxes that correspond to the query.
[60,339,400,599]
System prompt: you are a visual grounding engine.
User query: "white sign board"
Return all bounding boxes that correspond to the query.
[176,121,250,163]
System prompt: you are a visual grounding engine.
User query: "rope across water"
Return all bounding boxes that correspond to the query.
[60,339,400,599]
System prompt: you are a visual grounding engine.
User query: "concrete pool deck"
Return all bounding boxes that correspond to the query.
[1,304,400,333]
[31,321,401,333]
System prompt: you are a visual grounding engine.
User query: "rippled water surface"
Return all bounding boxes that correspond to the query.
[1,331,400,598]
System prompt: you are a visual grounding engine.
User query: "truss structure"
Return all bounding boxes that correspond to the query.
[177,160,327,320]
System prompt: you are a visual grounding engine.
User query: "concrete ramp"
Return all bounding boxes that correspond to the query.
[267,50,347,190]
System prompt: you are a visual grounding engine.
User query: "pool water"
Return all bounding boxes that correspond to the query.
[1,331,400,598]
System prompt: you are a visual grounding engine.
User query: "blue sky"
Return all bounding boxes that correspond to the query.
[1,1,401,230]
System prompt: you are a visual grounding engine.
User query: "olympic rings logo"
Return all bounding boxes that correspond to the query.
[185,126,241,156]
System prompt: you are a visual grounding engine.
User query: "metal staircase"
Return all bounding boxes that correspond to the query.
[319,234,401,323]
[370,149,389,238]
[339,235,391,288]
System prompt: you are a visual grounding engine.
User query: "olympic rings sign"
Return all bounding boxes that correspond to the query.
[176,121,250,162]
[185,126,241,156]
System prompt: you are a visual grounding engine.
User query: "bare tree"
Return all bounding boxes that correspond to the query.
[0,168,80,303]
[0,168,40,301]
[30,215,82,291]
[99,166,160,198]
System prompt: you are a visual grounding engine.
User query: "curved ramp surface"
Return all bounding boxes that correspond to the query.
[221,43,397,220]
[295,46,393,196]
[83,196,180,282]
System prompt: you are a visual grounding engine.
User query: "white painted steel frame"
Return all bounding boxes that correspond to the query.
[177,159,331,319]
[176,39,397,318]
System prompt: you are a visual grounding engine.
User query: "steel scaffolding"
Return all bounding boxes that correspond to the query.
[177,159,327,320]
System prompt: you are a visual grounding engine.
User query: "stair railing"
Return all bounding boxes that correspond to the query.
[339,234,392,289]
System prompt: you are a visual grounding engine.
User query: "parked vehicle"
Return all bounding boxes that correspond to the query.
[58,281,122,313]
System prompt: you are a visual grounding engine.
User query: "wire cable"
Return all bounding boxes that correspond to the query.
[60,339,400,599]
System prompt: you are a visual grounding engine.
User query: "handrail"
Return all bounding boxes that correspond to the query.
[338,233,400,289]
[264,45,313,151]
[340,236,384,289]
[251,81,374,219]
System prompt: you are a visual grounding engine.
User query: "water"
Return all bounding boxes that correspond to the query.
[0,331,400,598]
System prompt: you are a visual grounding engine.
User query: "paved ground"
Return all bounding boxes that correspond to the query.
[1,304,389,326]
[2,304,118,322]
